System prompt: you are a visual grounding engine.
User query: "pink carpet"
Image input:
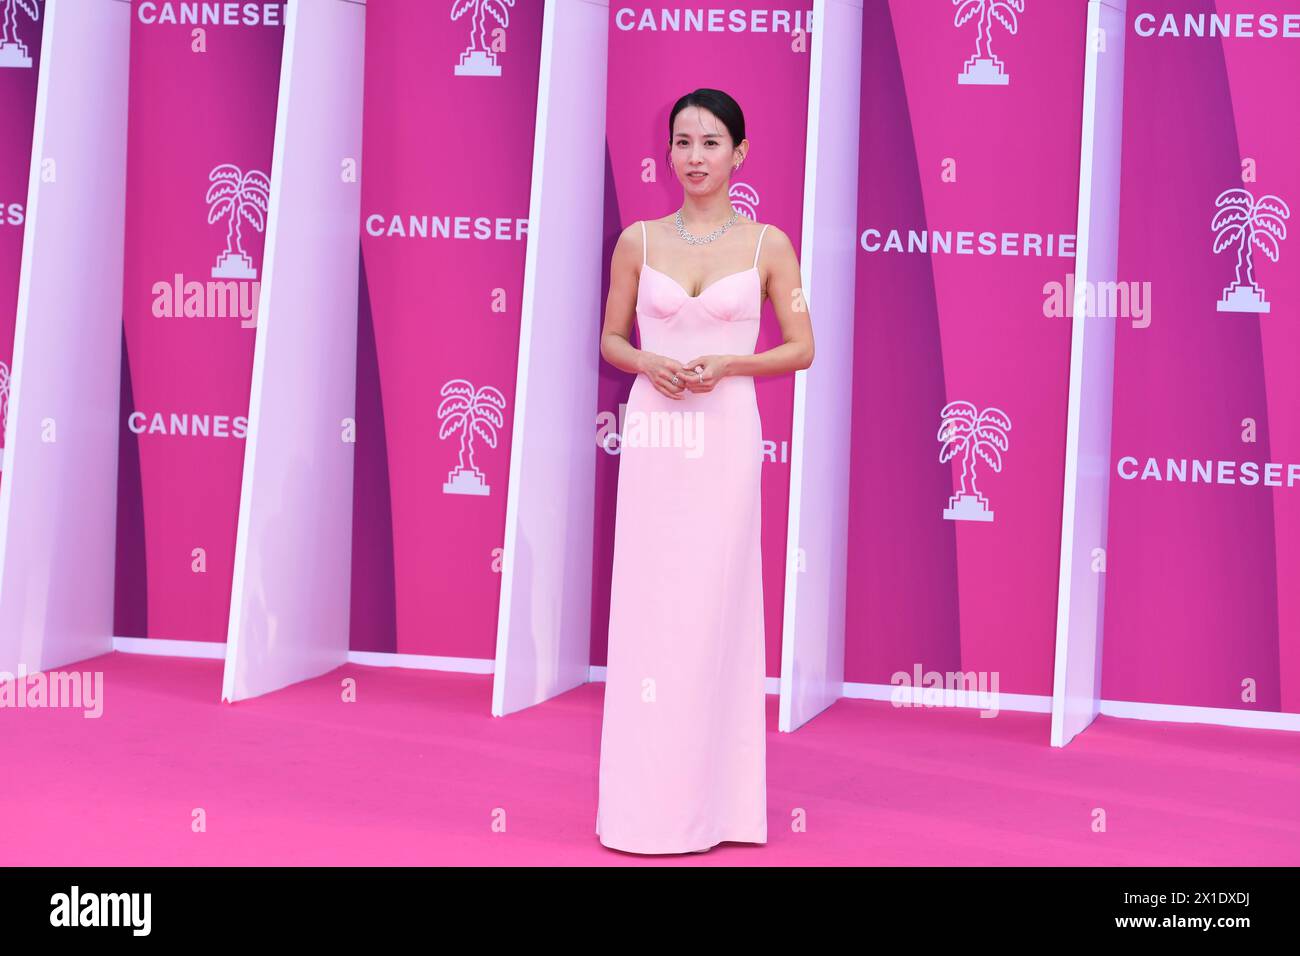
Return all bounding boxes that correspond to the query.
[2,651,1297,866]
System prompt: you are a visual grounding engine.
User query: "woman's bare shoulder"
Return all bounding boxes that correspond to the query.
[612,221,645,262]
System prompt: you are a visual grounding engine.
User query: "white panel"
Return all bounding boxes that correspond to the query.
[1050,0,1128,747]
[492,0,609,717]
[0,0,130,674]
[222,0,366,701]
[778,0,863,733]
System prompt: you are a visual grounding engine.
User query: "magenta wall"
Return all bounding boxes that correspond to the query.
[591,2,813,677]
[349,1,543,655]
[114,0,284,641]
[844,0,1087,694]
[0,0,42,486]
[1103,0,1300,714]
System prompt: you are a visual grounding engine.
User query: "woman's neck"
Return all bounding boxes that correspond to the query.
[677,195,738,232]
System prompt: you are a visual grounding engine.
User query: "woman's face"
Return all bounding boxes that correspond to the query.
[670,106,744,195]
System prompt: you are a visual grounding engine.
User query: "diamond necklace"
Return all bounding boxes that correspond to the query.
[674,207,740,245]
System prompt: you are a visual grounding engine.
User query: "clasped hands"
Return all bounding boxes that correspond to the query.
[639,353,731,400]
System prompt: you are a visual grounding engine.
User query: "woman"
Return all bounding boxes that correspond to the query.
[595,89,815,855]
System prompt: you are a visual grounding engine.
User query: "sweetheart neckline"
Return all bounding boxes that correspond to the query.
[640,263,759,301]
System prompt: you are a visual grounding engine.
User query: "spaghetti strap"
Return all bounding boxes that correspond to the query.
[639,220,648,267]
[753,224,770,269]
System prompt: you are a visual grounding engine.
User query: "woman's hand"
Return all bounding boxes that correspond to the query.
[638,351,689,400]
[677,355,731,394]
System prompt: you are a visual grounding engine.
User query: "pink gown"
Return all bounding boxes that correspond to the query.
[596,220,770,854]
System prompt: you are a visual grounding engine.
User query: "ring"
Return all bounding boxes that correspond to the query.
[670,374,679,385]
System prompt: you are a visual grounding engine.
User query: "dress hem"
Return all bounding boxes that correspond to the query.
[596,832,768,856]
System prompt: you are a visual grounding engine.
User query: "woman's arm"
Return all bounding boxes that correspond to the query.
[599,224,646,375]
[599,224,691,400]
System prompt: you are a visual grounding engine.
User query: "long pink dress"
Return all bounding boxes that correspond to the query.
[596,220,769,854]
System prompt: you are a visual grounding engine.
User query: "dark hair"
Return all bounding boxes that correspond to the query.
[667,89,746,150]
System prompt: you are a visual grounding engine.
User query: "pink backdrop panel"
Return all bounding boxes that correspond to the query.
[114,0,284,641]
[591,1,814,678]
[1103,0,1300,713]
[351,0,543,656]
[0,0,43,486]
[845,0,1087,695]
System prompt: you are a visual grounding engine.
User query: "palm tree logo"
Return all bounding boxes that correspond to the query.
[729,181,759,222]
[0,0,39,69]
[439,378,507,495]
[451,0,514,77]
[1212,187,1289,314]
[938,401,1011,522]
[207,163,270,280]
[0,360,10,460]
[954,0,1024,86]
